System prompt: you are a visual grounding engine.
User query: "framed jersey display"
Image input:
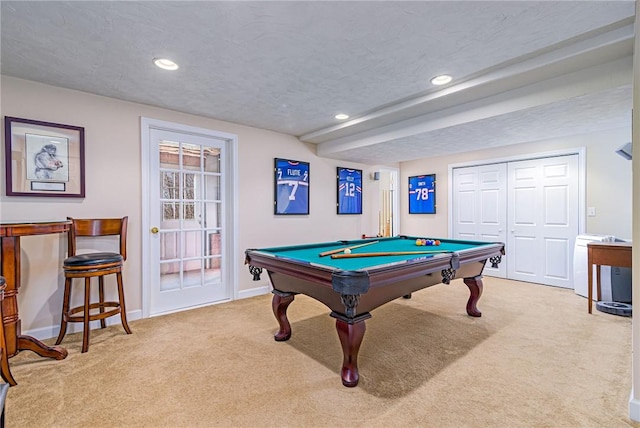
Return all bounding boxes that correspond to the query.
[274,158,310,215]
[408,174,436,214]
[336,167,362,215]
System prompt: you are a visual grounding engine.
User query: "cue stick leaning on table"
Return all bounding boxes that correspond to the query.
[331,250,451,259]
[319,240,380,257]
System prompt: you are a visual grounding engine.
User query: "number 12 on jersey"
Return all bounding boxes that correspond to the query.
[408,174,436,214]
[337,167,362,214]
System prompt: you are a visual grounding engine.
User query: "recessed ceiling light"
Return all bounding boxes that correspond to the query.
[335,113,349,120]
[153,58,179,71]
[430,74,452,85]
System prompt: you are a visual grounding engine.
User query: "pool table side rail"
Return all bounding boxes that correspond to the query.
[456,243,505,265]
[246,249,455,287]
[245,250,339,286]
[245,241,504,290]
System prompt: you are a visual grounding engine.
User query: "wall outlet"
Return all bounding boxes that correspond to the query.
[587,207,596,217]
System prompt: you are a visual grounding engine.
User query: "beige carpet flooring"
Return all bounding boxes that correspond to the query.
[5,277,638,427]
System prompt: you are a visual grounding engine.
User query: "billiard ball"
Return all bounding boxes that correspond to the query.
[435,240,441,246]
[344,248,352,254]
[415,239,423,246]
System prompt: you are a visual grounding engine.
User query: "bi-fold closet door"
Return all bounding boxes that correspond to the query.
[452,155,579,288]
[452,163,508,278]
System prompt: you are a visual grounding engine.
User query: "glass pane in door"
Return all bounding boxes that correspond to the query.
[157,138,223,295]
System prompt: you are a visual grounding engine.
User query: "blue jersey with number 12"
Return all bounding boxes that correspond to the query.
[338,169,362,214]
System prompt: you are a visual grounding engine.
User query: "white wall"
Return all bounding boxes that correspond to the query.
[0,76,383,338]
[400,128,632,240]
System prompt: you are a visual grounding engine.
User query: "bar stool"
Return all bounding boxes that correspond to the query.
[55,217,132,353]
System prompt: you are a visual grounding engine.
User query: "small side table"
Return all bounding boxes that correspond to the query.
[587,242,632,314]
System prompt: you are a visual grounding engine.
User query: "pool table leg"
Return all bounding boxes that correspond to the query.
[463,275,483,317]
[272,291,295,341]
[335,318,366,387]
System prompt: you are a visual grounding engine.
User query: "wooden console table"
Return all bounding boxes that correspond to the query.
[587,241,632,314]
[0,221,71,385]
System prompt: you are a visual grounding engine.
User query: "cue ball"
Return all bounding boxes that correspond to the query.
[344,248,351,254]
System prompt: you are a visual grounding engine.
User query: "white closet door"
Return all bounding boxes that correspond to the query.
[452,163,507,278]
[507,155,579,288]
[452,167,479,240]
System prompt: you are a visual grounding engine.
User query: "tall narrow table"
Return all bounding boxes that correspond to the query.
[587,241,632,314]
[0,221,71,385]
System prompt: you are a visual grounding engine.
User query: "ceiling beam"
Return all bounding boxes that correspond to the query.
[304,22,633,150]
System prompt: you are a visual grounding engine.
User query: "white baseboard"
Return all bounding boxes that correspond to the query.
[629,391,640,421]
[238,284,271,299]
[148,286,272,318]
[22,309,143,342]
[21,286,271,342]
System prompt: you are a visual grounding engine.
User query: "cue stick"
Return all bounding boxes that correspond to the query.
[319,240,380,257]
[331,250,451,259]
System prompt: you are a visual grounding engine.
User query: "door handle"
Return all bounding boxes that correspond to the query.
[151,227,159,234]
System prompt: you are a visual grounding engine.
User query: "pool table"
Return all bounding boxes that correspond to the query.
[245,235,505,387]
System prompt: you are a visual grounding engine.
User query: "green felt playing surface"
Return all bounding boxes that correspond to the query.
[256,236,496,271]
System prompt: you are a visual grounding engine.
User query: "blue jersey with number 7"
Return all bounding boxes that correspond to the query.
[276,161,309,214]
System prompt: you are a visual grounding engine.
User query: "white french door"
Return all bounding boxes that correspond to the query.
[142,119,237,316]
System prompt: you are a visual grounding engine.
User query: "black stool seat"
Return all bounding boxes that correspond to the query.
[64,253,123,267]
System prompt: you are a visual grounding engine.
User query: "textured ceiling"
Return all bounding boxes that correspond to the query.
[1,1,635,165]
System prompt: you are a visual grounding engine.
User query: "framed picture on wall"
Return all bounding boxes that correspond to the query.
[274,158,310,215]
[4,116,85,197]
[336,167,362,215]
[408,174,436,214]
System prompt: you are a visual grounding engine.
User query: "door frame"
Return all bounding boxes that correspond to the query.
[140,117,239,318]
[378,167,400,236]
[447,147,586,247]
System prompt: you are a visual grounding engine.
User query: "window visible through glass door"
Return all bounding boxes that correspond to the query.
[159,141,221,288]
[148,127,230,315]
